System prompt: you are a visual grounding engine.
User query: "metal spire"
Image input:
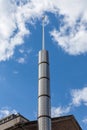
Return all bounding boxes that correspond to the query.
[38,15,51,130]
[42,16,45,50]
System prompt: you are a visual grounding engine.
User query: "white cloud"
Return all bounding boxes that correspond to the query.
[50,24,87,55]
[82,117,87,124]
[16,48,32,64]
[0,107,17,119]
[0,0,30,61]
[19,49,24,54]
[71,87,87,106]
[82,117,87,129]
[50,0,87,55]
[17,57,26,64]
[52,86,87,117]
[51,105,71,117]
[0,0,87,61]
[19,48,32,54]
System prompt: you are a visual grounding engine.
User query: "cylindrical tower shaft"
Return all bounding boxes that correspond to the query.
[38,50,51,130]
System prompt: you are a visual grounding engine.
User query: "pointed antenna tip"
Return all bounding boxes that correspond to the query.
[42,16,45,50]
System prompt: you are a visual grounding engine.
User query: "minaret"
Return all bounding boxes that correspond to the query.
[38,17,51,130]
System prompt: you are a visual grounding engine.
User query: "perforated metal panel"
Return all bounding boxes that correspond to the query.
[38,117,51,130]
[38,50,51,130]
[38,96,51,116]
[39,63,49,79]
[38,78,50,96]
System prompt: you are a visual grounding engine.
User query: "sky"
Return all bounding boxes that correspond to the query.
[0,0,87,129]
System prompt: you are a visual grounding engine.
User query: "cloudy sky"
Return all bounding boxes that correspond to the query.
[0,0,87,129]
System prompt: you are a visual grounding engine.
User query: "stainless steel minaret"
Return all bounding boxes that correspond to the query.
[38,17,51,130]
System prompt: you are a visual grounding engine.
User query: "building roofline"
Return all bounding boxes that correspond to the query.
[5,115,82,130]
[51,115,82,130]
[0,113,29,125]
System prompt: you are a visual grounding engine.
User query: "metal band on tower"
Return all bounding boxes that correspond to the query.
[38,17,51,130]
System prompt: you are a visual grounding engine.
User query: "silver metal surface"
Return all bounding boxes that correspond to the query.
[38,96,51,116]
[39,63,49,79]
[38,50,51,130]
[38,117,51,130]
[38,78,50,96]
[39,50,49,63]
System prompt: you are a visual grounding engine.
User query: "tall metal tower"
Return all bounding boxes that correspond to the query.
[38,16,51,130]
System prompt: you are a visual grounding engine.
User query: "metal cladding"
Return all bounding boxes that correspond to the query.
[38,50,51,130]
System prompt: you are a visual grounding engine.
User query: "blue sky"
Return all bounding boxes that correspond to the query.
[0,0,87,129]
